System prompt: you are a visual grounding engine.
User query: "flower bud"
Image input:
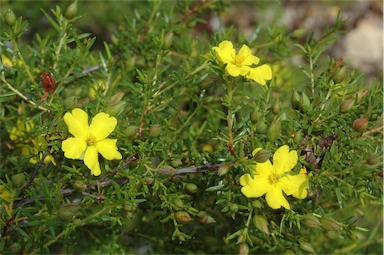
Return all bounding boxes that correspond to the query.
[5,9,16,26]
[302,214,321,228]
[217,164,230,176]
[320,218,343,231]
[357,90,368,104]
[267,118,281,142]
[238,243,249,255]
[197,211,215,224]
[12,173,27,188]
[333,66,347,84]
[293,130,303,144]
[149,124,161,137]
[339,98,355,112]
[237,230,247,244]
[253,214,270,235]
[366,155,380,166]
[185,183,198,194]
[106,101,126,116]
[172,198,184,209]
[253,149,271,163]
[125,125,138,137]
[9,243,21,254]
[353,116,368,132]
[163,31,174,50]
[171,158,183,168]
[250,111,261,124]
[272,101,281,114]
[300,92,311,113]
[144,177,154,185]
[255,118,267,134]
[229,203,238,213]
[58,204,78,222]
[174,211,193,224]
[251,199,262,208]
[291,90,301,110]
[299,241,316,254]
[72,180,86,191]
[65,0,78,19]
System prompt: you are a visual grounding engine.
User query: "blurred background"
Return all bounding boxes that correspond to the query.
[1,0,382,77]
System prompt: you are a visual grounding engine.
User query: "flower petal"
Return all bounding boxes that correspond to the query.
[265,186,290,209]
[273,145,298,175]
[64,108,89,139]
[280,173,308,199]
[244,64,272,85]
[62,137,86,159]
[89,112,117,141]
[84,146,101,176]
[255,160,274,176]
[225,63,243,77]
[240,174,270,198]
[213,40,236,63]
[238,45,260,65]
[96,139,122,160]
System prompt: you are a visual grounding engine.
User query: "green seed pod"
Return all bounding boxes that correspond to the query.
[253,149,271,163]
[149,124,161,137]
[253,214,270,235]
[238,243,249,255]
[185,183,198,194]
[353,116,368,132]
[174,211,193,224]
[291,90,301,110]
[65,0,78,19]
[12,173,27,188]
[267,118,281,142]
[5,9,16,27]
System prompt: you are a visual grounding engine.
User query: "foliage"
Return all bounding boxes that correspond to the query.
[0,1,382,254]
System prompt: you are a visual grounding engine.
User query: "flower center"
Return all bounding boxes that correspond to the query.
[234,54,247,66]
[268,172,280,185]
[86,135,97,146]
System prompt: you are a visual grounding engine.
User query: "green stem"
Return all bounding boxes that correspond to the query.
[1,76,50,113]
[226,78,236,157]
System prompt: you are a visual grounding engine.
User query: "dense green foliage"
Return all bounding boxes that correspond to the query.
[0,1,382,254]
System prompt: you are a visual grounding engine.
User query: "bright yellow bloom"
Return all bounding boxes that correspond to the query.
[212,40,272,85]
[240,145,308,209]
[62,108,122,176]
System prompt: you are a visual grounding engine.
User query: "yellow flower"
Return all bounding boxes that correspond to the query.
[62,108,122,176]
[240,145,308,209]
[212,40,272,85]
[0,185,12,203]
